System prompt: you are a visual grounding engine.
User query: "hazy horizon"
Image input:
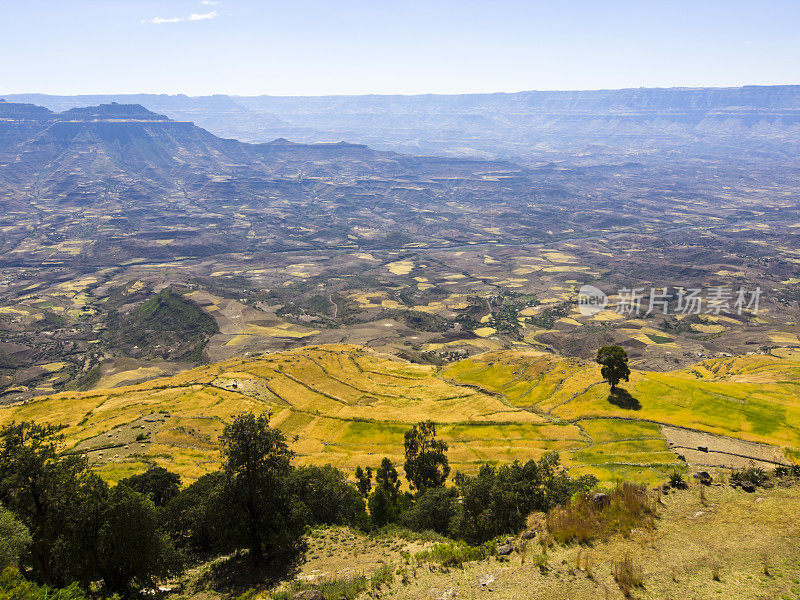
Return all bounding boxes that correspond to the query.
[6,82,800,100]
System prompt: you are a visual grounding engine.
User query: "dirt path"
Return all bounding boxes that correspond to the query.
[661,424,790,468]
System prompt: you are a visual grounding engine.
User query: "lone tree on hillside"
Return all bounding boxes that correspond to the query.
[596,345,631,390]
[404,420,450,492]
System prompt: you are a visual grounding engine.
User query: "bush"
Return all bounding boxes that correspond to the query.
[613,554,643,598]
[0,568,91,600]
[369,563,393,590]
[414,541,495,568]
[546,482,658,544]
[291,465,367,527]
[730,466,769,487]
[399,486,458,535]
[274,565,392,600]
[669,471,686,488]
[0,509,30,569]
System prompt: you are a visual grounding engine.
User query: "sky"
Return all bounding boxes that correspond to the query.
[2,0,799,96]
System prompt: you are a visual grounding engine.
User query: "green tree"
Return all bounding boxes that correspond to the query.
[367,458,402,528]
[0,422,89,585]
[451,452,596,544]
[399,486,458,535]
[120,466,181,507]
[290,465,366,527]
[354,466,372,498]
[404,421,450,492]
[596,345,631,390]
[0,507,30,569]
[219,412,305,564]
[96,485,182,595]
[52,472,109,587]
[162,472,227,555]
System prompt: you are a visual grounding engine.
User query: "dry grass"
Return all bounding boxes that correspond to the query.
[546,482,658,544]
[206,484,800,600]
[612,554,643,598]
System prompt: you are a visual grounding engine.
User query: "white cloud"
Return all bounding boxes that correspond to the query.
[201,0,219,5]
[188,10,218,20]
[151,16,184,24]
[149,10,219,24]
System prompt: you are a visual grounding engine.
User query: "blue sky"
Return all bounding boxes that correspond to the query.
[2,0,799,96]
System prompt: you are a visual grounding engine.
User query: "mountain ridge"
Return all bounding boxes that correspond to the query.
[6,86,800,161]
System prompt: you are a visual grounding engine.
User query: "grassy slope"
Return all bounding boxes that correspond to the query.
[1,345,798,484]
[370,484,800,600]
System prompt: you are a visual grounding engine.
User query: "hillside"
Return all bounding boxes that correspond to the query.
[1,344,797,485]
[104,288,218,362]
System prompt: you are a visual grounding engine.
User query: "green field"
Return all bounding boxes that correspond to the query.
[1,345,798,485]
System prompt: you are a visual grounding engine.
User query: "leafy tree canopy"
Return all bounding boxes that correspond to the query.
[120,465,181,507]
[596,345,631,390]
[404,420,450,492]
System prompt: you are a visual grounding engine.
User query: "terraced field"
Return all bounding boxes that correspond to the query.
[1,344,798,485]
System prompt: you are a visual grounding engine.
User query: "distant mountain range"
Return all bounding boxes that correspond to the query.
[0,100,583,265]
[4,86,800,162]
[0,98,796,270]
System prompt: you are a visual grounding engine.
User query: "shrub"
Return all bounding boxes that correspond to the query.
[0,509,30,569]
[669,471,686,488]
[274,570,385,600]
[370,563,394,589]
[0,567,91,600]
[533,553,548,574]
[547,482,657,544]
[612,554,643,598]
[373,524,448,544]
[730,466,769,487]
[291,465,367,527]
[399,486,458,535]
[317,574,368,600]
[414,541,495,568]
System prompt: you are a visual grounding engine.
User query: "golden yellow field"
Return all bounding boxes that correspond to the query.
[1,344,798,485]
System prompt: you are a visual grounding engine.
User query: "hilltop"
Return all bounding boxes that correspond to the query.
[1,344,797,484]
